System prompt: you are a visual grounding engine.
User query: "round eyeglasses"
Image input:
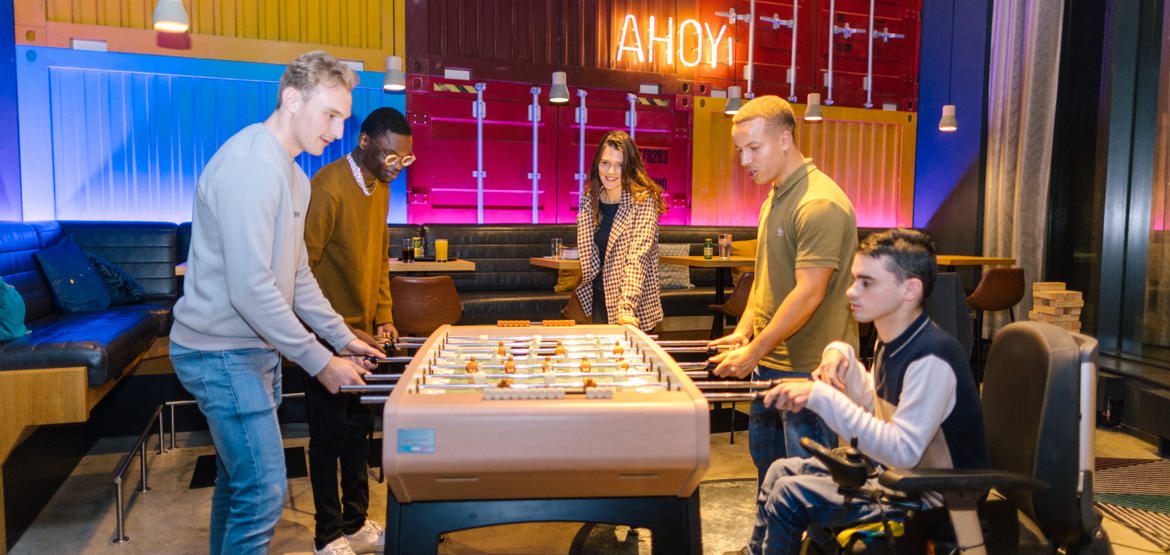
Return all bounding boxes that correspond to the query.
[373,145,416,168]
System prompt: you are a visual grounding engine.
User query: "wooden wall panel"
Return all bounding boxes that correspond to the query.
[692,96,915,227]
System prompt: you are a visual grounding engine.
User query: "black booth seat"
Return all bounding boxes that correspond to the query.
[394,224,909,326]
[416,223,761,324]
[0,301,172,387]
[0,220,179,388]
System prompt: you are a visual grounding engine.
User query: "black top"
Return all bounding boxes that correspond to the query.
[875,312,991,469]
[591,201,620,323]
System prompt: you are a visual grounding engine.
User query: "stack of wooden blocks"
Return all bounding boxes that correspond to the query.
[1029,282,1083,332]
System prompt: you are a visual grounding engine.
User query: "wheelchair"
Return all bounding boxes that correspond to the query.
[793,322,1113,555]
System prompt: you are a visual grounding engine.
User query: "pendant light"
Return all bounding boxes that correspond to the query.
[938,0,957,132]
[724,85,744,115]
[152,0,190,33]
[804,93,824,121]
[383,56,406,92]
[549,71,570,104]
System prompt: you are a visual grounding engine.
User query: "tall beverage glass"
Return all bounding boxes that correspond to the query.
[401,238,414,262]
[718,234,733,260]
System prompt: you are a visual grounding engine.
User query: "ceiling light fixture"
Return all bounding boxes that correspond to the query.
[383,56,406,92]
[152,0,190,33]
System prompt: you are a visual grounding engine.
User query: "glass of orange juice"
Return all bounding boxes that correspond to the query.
[435,238,449,262]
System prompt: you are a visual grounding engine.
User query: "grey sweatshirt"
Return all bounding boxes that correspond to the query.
[171,123,355,376]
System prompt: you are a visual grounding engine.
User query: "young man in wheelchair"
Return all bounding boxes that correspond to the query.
[749,229,990,554]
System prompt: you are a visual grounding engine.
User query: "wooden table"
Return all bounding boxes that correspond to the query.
[388,259,476,273]
[528,257,580,270]
[658,255,755,334]
[935,255,1016,273]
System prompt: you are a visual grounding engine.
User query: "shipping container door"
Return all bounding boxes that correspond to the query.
[406,77,559,223]
[815,0,921,110]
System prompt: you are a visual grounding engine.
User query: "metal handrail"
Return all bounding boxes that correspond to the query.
[111,404,162,543]
[112,391,308,544]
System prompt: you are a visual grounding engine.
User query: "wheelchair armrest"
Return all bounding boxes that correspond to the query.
[878,468,1049,494]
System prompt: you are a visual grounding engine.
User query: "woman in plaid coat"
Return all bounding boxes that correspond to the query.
[575,130,668,332]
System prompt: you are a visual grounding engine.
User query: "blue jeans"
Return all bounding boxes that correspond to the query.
[170,342,286,555]
[748,457,913,555]
[748,365,837,485]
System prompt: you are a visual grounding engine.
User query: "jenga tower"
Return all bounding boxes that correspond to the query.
[1028,282,1083,332]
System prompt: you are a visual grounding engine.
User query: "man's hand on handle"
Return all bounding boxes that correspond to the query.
[707,331,757,379]
[316,339,387,394]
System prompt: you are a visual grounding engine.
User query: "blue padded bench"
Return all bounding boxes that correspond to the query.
[0,220,178,389]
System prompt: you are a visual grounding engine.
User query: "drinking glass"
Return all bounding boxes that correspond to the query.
[551,237,563,259]
[435,239,449,263]
[718,233,733,259]
[401,238,414,262]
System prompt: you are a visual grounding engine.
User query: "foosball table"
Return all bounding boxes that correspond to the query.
[351,322,776,554]
[360,323,710,553]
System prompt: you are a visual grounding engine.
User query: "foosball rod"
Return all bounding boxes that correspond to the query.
[660,346,732,354]
[693,379,786,390]
[363,374,401,382]
[369,356,415,364]
[702,391,766,402]
[339,384,397,393]
[360,395,389,405]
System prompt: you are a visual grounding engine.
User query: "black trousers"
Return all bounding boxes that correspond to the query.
[305,374,375,548]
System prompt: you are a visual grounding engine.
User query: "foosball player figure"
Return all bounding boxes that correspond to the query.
[496,340,508,357]
[542,357,553,373]
[555,340,567,356]
[504,355,517,374]
[580,357,592,373]
[465,356,479,374]
[613,341,624,356]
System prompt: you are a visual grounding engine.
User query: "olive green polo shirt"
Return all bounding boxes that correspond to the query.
[751,160,859,373]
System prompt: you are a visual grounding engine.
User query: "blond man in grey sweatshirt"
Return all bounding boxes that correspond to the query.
[170,51,383,555]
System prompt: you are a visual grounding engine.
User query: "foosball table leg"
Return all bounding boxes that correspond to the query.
[385,491,702,554]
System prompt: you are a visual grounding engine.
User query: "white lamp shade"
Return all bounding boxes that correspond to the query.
[383,55,406,92]
[938,104,957,132]
[549,71,570,104]
[724,85,743,115]
[153,0,190,33]
[804,93,823,121]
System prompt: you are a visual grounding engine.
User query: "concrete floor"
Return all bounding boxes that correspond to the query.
[7,424,1164,554]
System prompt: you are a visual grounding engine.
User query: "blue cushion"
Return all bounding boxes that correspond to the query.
[87,252,147,304]
[0,275,29,341]
[34,235,111,312]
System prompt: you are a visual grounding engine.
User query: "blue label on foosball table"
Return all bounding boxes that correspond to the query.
[397,428,435,454]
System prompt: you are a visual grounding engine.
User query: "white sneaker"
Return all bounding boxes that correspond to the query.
[314,536,358,555]
[345,519,386,554]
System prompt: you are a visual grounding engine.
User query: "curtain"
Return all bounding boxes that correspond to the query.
[983,0,1064,326]
[1143,6,1170,349]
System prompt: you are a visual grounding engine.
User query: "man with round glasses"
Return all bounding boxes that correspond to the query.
[303,106,414,555]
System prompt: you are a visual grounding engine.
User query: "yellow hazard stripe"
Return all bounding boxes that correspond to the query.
[635,97,670,107]
[432,83,477,94]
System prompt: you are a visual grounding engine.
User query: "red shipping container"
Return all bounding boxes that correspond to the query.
[407,76,693,224]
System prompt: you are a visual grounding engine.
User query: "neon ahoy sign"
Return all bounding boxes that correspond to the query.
[616,15,733,68]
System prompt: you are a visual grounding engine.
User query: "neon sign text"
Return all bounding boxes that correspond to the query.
[616,14,733,68]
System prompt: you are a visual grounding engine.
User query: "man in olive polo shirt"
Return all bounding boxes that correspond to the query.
[710,95,859,484]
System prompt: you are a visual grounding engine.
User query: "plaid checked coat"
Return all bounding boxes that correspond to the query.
[574,188,663,331]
